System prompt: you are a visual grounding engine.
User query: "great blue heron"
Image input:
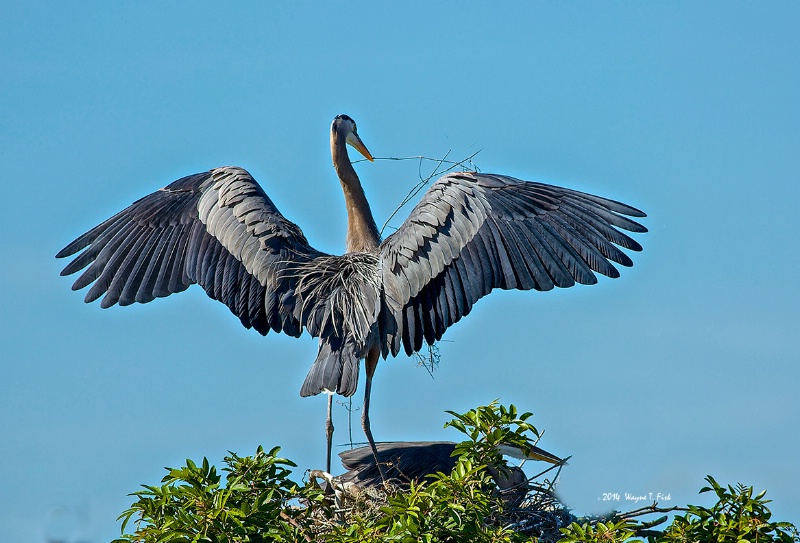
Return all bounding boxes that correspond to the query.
[56,114,646,479]
[338,441,564,493]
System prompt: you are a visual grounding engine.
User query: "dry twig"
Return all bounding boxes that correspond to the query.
[366,151,481,235]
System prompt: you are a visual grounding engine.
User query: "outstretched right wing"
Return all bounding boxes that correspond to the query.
[378,172,647,357]
[57,166,327,337]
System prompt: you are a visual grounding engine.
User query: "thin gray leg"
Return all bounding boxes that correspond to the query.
[326,393,334,474]
[361,374,387,483]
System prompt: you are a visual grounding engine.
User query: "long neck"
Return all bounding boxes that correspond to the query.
[331,133,380,253]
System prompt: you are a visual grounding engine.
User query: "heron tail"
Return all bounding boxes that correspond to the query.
[300,336,360,397]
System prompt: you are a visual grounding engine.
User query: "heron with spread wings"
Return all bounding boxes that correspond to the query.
[57,114,647,480]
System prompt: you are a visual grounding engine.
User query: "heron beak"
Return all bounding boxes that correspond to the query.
[346,132,374,162]
[496,444,565,465]
[525,447,565,465]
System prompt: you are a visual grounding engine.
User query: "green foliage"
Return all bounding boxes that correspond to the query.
[559,519,644,543]
[659,475,799,543]
[327,460,517,543]
[445,400,543,471]
[113,445,326,543]
[110,403,800,543]
[559,475,799,543]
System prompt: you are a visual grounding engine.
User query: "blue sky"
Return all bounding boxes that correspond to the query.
[2,2,798,541]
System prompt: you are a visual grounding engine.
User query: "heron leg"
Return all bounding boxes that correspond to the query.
[362,372,388,483]
[326,393,334,474]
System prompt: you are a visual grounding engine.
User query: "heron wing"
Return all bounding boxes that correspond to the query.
[378,172,647,356]
[339,441,457,487]
[57,166,326,337]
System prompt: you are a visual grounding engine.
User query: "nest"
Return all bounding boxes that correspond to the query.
[306,465,576,542]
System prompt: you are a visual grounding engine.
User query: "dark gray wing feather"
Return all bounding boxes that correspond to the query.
[379,172,647,356]
[339,442,458,487]
[339,440,563,489]
[57,166,326,337]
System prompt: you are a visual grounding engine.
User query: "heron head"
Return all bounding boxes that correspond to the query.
[332,114,373,162]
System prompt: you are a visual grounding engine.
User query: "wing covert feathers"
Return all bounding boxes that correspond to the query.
[57,167,323,337]
[379,172,646,357]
